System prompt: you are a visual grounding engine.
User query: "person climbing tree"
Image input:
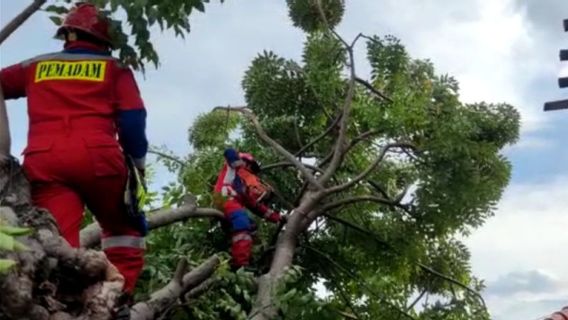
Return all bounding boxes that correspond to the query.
[213,147,285,270]
[0,2,148,317]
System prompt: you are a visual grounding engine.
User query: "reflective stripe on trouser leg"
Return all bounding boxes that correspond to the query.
[101,235,146,250]
[232,233,253,243]
[102,235,145,293]
[104,246,144,294]
[231,231,253,267]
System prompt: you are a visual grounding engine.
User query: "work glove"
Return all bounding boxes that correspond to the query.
[265,209,282,223]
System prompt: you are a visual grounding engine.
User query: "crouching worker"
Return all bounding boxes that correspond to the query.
[213,148,285,270]
[0,3,148,317]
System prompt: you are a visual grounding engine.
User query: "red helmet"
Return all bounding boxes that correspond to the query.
[56,3,112,45]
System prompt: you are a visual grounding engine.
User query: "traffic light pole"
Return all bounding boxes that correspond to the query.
[544,19,568,112]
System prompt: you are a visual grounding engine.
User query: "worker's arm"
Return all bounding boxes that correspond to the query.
[114,66,148,171]
[244,197,281,223]
[0,63,27,99]
[237,173,281,223]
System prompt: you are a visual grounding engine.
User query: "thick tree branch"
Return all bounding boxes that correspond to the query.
[318,39,358,185]
[81,201,223,248]
[130,255,220,320]
[325,143,414,194]
[0,0,46,45]
[213,106,323,190]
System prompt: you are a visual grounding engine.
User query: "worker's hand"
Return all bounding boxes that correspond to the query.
[265,209,282,223]
[135,166,147,191]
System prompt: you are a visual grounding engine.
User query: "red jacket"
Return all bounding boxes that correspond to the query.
[214,148,280,222]
[0,41,147,166]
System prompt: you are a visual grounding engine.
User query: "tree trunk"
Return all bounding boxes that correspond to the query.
[248,191,322,320]
[0,159,124,319]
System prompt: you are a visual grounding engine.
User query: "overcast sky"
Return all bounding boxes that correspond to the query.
[1,1,568,319]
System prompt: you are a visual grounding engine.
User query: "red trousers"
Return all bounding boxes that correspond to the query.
[222,198,255,268]
[23,121,144,294]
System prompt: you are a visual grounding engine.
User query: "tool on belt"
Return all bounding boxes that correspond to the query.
[124,155,149,236]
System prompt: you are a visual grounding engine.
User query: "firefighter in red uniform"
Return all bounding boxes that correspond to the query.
[213,148,284,269]
[0,2,147,309]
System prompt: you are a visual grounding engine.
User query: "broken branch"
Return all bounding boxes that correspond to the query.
[81,202,223,248]
[130,255,220,320]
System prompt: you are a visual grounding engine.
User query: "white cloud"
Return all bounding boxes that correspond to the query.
[465,177,568,319]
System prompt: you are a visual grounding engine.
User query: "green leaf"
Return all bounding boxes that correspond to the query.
[0,232,15,251]
[0,259,16,273]
[44,5,69,15]
[49,16,63,26]
[0,226,32,237]
[194,1,206,12]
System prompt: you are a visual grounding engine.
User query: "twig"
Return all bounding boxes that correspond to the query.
[0,0,47,45]
[326,143,413,194]
[303,244,416,320]
[149,149,187,169]
[367,180,391,199]
[319,195,396,213]
[406,288,427,311]
[316,128,381,173]
[355,77,393,102]
[214,106,324,190]
[417,263,487,309]
[293,113,304,152]
[294,114,342,157]
[261,162,325,175]
[322,214,486,309]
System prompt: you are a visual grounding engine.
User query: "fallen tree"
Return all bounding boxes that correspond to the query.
[1,1,522,319]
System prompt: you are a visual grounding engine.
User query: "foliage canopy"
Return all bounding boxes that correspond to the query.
[144,1,520,319]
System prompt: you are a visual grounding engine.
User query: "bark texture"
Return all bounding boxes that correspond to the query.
[0,159,124,320]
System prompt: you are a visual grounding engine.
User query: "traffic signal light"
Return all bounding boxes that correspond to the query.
[544,19,568,111]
